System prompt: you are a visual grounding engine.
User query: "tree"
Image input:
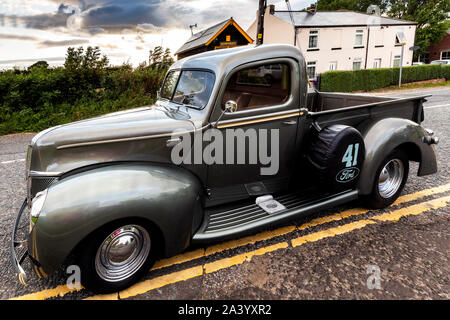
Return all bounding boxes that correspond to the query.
[316,0,389,13]
[28,61,49,71]
[149,46,174,70]
[149,46,163,66]
[388,0,450,57]
[64,46,109,72]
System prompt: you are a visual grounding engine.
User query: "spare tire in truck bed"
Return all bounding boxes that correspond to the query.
[307,124,365,191]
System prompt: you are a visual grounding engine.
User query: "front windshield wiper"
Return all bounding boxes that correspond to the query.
[157,101,191,119]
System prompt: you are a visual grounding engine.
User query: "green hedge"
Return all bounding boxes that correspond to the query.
[0,65,168,135]
[320,64,450,92]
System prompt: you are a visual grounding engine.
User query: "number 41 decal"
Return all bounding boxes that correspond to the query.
[342,143,360,168]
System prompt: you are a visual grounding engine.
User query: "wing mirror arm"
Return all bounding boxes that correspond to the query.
[212,100,237,128]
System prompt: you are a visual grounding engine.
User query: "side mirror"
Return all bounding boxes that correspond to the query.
[224,100,238,113]
[213,100,238,128]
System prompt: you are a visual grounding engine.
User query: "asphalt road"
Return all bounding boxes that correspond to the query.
[0,86,449,300]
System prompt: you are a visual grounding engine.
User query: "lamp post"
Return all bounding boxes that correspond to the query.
[399,42,405,87]
[396,31,406,87]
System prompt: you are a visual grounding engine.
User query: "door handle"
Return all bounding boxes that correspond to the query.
[283,120,297,125]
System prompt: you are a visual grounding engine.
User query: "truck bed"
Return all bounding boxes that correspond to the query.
[307,91,391,112]
[306,91,429,127]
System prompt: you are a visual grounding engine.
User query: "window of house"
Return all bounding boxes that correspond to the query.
[353,58,362,70]
[393,55,401,67]
[329,61,337,71]
[395,31,406,45]
[355,30,364,46]
[441,51,450,60]
[307,61,317,79]
[373,58,381,68]
[308,30,318,49]
[226,35,231,42]
[222,63,291,111]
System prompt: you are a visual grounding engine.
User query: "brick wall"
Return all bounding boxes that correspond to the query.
[428,32,450,61]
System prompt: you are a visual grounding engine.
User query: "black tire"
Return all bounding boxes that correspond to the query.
[365,149,409,209]
[77,219,157,293]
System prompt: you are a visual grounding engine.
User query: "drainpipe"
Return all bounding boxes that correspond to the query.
[294,27,298,46]
[364,27,370,69]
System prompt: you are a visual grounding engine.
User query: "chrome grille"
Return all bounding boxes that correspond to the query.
[29,177,57,200]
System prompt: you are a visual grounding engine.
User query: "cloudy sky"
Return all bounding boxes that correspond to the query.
[0,0,311,69]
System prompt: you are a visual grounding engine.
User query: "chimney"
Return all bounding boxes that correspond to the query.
[308,3,316,14]
[269,4,275,15]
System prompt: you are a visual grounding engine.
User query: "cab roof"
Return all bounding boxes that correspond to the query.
[170,44,305,76]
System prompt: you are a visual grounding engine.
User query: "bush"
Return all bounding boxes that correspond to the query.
[0,46,172,135]
[320,64,448,92]
[442,65,450,80]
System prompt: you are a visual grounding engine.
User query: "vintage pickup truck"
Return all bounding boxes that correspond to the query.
[11,44,439,292]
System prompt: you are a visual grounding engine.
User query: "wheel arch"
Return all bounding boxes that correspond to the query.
[29,162,203,276]
[357,118,437,195]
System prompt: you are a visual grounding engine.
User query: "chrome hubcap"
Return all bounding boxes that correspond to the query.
[378,159,404,199]
[95,225,150,282]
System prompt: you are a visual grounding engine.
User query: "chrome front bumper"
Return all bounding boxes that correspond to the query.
[10,199,31,285]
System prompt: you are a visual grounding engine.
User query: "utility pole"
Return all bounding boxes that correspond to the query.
[256,0,267,45]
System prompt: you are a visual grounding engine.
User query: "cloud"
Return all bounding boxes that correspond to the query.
[38,39,89,47]
[0,56,65,65]
[103,43,118,49]
[0,33,40,41]
[137,23,163,33]
[87,27,105,35]
[1,0,300,37]
[21,4,73,29]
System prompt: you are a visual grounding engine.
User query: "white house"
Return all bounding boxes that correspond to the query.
[247,5,417,79]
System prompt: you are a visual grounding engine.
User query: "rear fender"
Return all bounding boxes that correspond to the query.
[29,162,203,276]
[357,118,438,195]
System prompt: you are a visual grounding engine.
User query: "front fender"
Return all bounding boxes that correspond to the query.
[29,162,203,276]
[357,118,438,195]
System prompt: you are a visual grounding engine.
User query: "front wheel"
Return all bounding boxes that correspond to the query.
[365,149,409,209]
[78,221,156,293]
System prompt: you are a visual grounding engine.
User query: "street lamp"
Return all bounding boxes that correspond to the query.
[396,31,406,87]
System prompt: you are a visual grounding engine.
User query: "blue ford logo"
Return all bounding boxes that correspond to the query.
[336,167,360,183]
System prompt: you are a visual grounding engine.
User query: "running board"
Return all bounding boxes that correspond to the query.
[192,190,359,243]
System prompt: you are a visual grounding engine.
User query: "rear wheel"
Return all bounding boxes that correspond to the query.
[365,149,409,209]
[78,220,156,293]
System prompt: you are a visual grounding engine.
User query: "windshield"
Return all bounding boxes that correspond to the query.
[160,70,215,109]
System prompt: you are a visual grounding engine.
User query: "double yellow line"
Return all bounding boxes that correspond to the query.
[10,183,450,300]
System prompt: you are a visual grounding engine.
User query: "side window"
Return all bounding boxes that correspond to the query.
[222,63,291,111]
